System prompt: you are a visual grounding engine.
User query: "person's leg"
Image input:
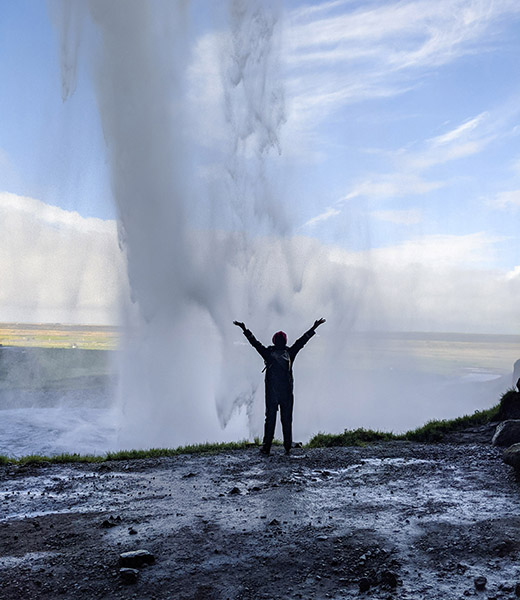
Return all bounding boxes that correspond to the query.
[261,399,278,454]
[279,396,294,454]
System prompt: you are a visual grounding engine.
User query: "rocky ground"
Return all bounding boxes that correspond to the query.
[1,429,520,600]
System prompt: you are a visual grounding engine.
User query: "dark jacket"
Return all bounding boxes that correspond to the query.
[243,328,315,403]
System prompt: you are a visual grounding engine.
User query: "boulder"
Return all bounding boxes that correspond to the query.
[492,421,520,447]
[495,390,520,421]
[513,359,520,387]
[503,444,520,470]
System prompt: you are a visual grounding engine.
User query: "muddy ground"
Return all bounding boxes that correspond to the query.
[1,427,520,600]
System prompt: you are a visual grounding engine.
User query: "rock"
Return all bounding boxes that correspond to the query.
[128,527,138,535]
[492,421,520,446]
[503,444,520,469]
[513,359,520,386]
[380,570,398,588]
[229,487,241,495]
[101,520,115,529]
[119,549,155,568]
[358,577,370,592]
[102,515,122,527]
[474,576,487,591]
[119,568,139,584]
[268,519,280,526]
[515,582,520,597]
[496,389,520,421]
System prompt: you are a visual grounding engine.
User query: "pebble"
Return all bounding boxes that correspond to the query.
[474,576,487,591]
[119,549,155,568]
[359,577,370,592]
[119,568,139,584]
[381,570,398,588]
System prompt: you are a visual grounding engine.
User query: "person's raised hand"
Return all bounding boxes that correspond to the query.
[313,318,326,330]
[233,321,246,331]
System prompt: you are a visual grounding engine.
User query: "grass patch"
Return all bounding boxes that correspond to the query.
[0,440,258,466]
[308,396,508,447]
[308,428,398,448]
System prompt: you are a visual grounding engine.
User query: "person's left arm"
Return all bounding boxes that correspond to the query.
[289,318,326,360]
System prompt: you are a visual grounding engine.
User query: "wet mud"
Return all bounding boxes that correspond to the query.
[1,438,520,599]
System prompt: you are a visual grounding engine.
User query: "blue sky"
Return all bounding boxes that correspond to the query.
[2,1,520,254]
[1,0,520,330]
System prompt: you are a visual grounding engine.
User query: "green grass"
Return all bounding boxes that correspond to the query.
[308,428,397,448]
[308,391,511,447]
[1,390,515,466]
[0,440,259,466]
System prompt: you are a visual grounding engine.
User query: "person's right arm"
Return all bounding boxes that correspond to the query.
[233,321,269,360]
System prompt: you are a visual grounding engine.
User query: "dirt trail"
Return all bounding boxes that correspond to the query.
[1,439,520,599]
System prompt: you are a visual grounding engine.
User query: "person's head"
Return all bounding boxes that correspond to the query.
[272,331,287,348]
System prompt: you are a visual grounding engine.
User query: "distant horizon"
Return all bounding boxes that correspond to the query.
[1,321,519,339]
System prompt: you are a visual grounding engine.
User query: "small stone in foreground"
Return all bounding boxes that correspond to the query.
[503,444,520,470]
[119,568,139,584]
[474,575,487,590]
[359,577,370,592]
[119,549,155,568]
[101,519,116,529]
[492,421,520,447]
[380,570,398,588]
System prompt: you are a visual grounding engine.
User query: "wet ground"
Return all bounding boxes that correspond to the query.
[1,436,520,599]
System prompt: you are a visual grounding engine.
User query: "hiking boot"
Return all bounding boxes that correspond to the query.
[259,446,270,456]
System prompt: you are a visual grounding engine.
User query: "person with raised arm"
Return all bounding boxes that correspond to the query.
[233,318,326,456]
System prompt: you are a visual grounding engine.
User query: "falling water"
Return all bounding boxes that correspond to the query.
[41,0,514,454]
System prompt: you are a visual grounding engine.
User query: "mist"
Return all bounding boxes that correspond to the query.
[18,0,516,452]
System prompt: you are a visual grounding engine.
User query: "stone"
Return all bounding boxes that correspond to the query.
[101,520,115,529]
[119,568,139,584]
[474,576,487,591]
[229,487,241,495]
[504,443,520,468]
[380,570,398,588]
[496,389,520,421]
[492,421,520,446]
[119,549,155,568]
[513,360,520,386]
[358,577,370,592]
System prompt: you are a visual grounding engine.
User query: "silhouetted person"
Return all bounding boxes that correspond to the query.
[233,318,326,455]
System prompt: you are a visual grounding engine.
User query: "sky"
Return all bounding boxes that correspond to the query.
[1,0,520,332]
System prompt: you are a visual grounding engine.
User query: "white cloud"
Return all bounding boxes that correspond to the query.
[344,173,444,201]
[488,189,520,210]
[302,206,341,228]
[429,113,488,146]
[370,209,422,225]
[186,1,520,156]
[312,103,514,227]
[0,192,127,325]
[506,265,520,280]
[285,0,520,125]
[328,232,503,269]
